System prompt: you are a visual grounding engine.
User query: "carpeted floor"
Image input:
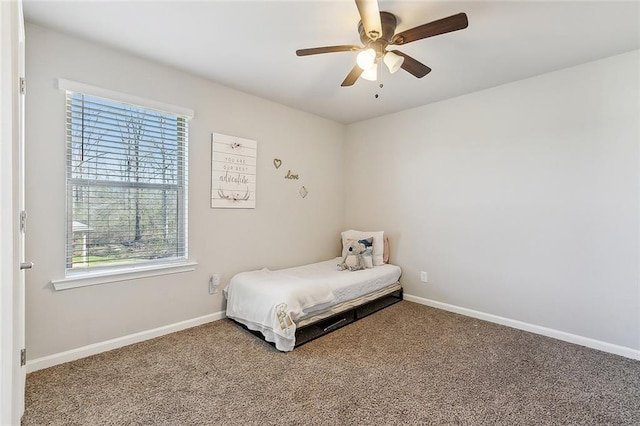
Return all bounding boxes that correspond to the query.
[23,301,640,425]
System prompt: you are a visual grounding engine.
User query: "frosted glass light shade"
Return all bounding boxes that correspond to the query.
[361,64,378,81]
[383,51,404,74]
[356,48,376,70]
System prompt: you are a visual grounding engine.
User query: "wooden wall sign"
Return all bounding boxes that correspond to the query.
[211,133,257,209]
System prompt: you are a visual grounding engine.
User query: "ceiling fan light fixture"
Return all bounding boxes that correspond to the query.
[383,51,404,74]
[356,48,376,70]
[361,63,378,81]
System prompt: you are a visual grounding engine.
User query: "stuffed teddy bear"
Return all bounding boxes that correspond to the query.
[338,238,374,271]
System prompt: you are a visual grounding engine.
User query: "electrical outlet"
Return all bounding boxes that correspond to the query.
[420,271,428,283]
[209,274,221,294]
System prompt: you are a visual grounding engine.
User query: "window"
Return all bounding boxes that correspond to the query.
[65,89,189,273]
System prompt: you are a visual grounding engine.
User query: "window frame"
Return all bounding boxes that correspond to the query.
[55,79,195,289]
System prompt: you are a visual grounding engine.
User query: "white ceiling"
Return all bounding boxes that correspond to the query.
[23,0,640,124]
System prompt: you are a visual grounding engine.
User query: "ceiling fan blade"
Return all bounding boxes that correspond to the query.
[341,65,364,87]
[392,12,468,45]
[390,50,431,78]
[355,0,383,40]
[296,45,360,56]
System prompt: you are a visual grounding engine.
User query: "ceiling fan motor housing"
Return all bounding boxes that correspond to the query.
[358,11,397,57]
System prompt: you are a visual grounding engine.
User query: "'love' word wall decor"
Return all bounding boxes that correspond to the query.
[211,133,257,209]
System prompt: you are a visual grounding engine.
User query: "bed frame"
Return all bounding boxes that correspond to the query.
[230,287,403,349]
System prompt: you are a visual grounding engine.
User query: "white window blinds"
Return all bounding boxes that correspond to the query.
[65,90,189,272]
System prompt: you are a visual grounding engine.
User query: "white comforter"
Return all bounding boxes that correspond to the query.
[224,258,402,351]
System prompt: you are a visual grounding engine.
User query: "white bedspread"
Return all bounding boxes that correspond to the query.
[224,258,402,351]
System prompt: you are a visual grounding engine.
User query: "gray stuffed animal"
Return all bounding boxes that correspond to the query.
[338,238,373,271]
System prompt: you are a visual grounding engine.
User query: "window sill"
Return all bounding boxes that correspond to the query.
[50,261,198,291]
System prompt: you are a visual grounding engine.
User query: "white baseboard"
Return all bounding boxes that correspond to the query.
[403,294,640,361]
[26,311,226,373]
[26,299,640,371]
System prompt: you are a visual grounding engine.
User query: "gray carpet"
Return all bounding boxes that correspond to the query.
[22,301,640,425]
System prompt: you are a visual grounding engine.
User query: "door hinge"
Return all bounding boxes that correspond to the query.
[19,77,26,95]
[20,348,26,366]
[20,210,26,233]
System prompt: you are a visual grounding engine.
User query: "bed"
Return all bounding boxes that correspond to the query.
[224,231,402,351]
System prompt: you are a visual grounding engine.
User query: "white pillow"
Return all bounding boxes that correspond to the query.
[341,230,384,266]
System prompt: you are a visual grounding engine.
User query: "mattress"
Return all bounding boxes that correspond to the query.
[224,257,402,351]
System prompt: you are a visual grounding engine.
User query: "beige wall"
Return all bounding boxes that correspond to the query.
[25,23,346,359]
[345,50,640,350]
[25,22,640,360]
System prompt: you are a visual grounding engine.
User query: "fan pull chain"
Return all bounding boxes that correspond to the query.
[375,61,384,99]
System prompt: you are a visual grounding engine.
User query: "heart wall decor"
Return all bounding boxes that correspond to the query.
[273,158,282,169]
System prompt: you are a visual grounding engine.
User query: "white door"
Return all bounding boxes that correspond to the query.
[16,0,28,419]
[0,1,27,423]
